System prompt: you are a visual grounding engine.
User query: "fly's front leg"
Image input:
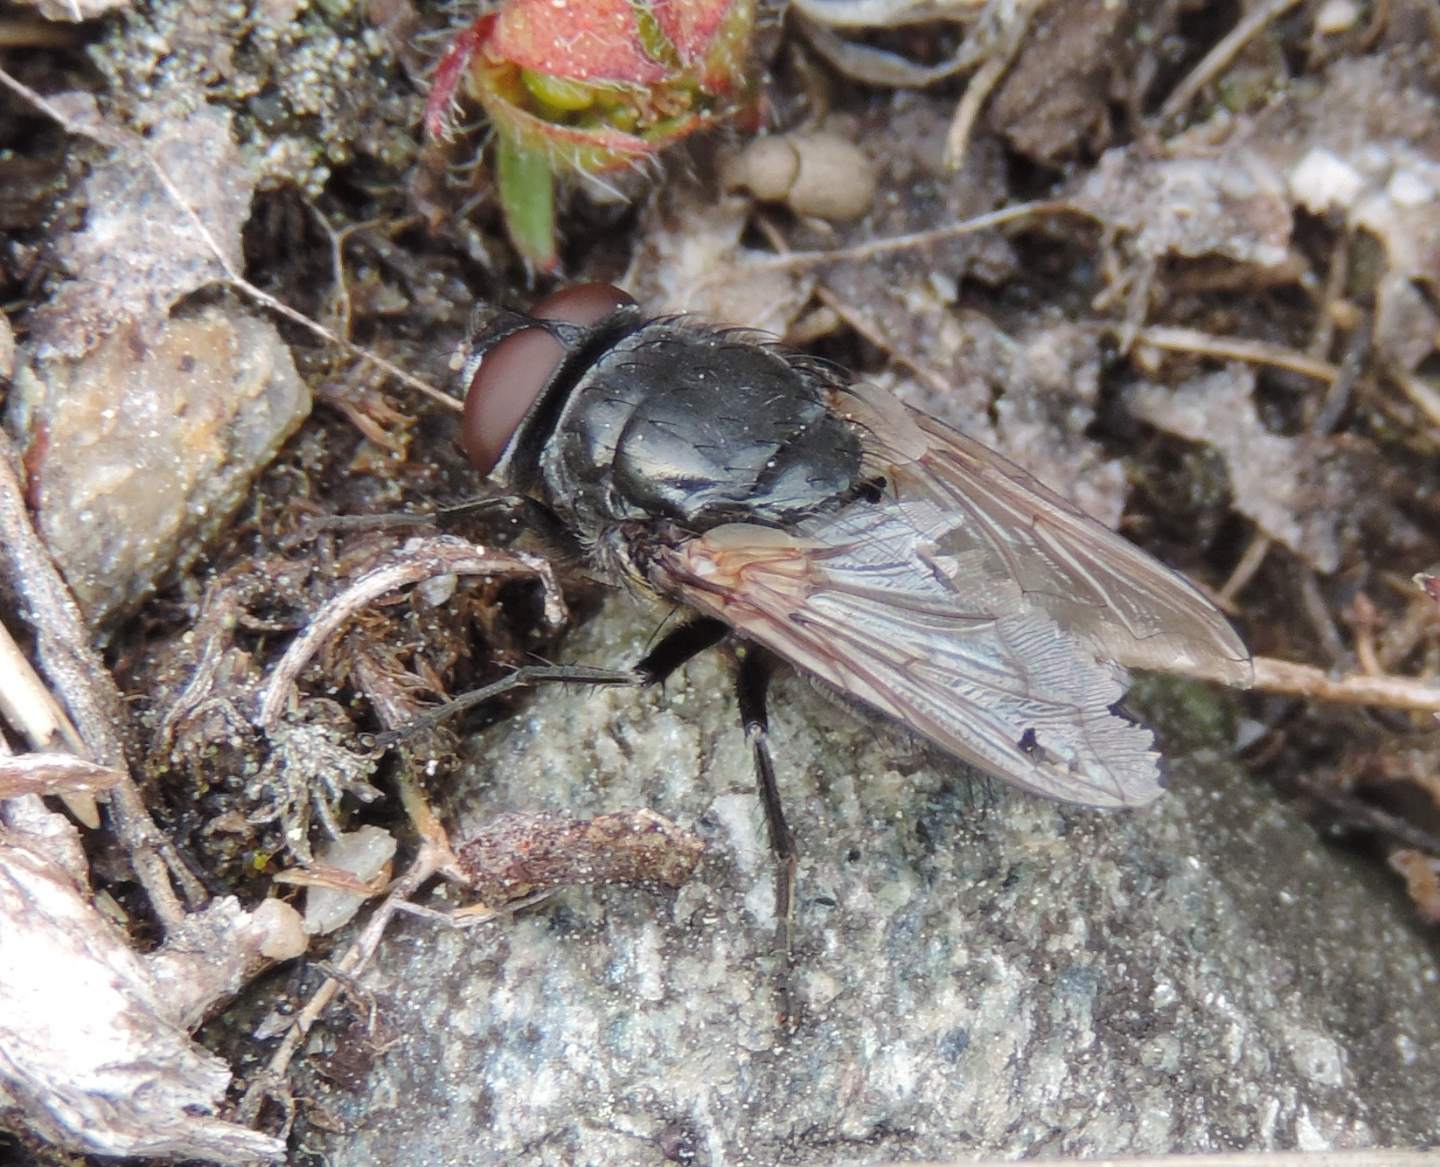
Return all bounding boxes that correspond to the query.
[438,495,588,564]
[735,645,797,954]
[374,617,729,746]
[641,623,800,954]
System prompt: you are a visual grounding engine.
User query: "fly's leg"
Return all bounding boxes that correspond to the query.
[639,624,803,957]
[735,646,798,955]
[372,617,729,746]
[433,494,581,554]
[367,663,645,746]
[634,617,728,683]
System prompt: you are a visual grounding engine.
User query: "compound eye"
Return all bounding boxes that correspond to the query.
[531,282,634,326]
[460,284,636,475]
[462,326,563,474]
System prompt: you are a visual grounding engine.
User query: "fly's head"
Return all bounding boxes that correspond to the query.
[458,284,702,597]
[458,282,638,490]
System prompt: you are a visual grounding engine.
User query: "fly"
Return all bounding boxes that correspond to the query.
[437,282,1252,924]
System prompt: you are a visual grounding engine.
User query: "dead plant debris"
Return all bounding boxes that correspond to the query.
[455,809,705,907]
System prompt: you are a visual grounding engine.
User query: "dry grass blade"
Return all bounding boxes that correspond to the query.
[941,0,1036,171]
[1133,326,1342,384]
[0,617,98,824]
[0,753,123,799]
[1391,365,1440,431]
[0,620,83,753]
[273,864,392,897]
[1156,0,1306,125]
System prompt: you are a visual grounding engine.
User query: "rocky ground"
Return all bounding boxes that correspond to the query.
[2,0,1439,1163]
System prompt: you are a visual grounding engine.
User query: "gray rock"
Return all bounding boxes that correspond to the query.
[297,599,1440,1164]
[8,307,310,629]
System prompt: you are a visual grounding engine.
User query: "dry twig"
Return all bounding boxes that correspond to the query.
[1157,0,1306,125]
[256,536,565,729]
[1252,656,1440,714]
[0,432,204,922]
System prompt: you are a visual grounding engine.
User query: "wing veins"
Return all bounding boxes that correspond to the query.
[656,515,1161,808]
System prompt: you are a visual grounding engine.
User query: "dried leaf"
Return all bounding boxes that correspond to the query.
[1127,365,1363,573]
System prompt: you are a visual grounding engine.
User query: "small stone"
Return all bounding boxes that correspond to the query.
[304,826,398,936]
[9,307,310,629]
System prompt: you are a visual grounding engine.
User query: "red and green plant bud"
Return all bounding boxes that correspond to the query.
[426,0,757,270]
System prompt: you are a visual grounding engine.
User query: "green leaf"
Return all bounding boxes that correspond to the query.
[497,136,557,271]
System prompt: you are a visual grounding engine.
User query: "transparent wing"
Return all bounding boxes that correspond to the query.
[651,511,1165,808]
[833,382,1253,686]
[645,381,1251,807]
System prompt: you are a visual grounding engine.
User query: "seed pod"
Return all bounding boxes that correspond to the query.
[723,131,877,222]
